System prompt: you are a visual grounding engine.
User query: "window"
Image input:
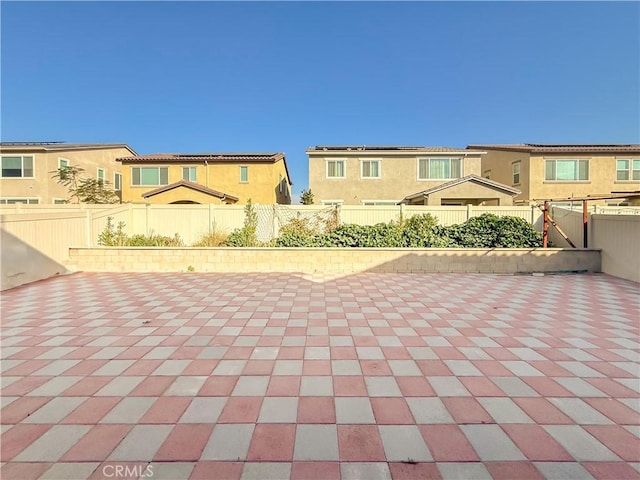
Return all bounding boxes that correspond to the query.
[58,158,69,169]
[361,159,380,178]
[131,167,169,186]
[483,170,491,179]
[617,159,640,181]
[53,198,67,204]
[279,174,283,193]
[0,198,39,204]
[512,162,521,185]
[240,166,248,183]
[97,168,105,183]
[545,159,589,181]
[114,173,122,191]
[321,199,343,206]
[182,166,197,182]
[326,159,345,178]
[418,158,462,180]
[1,156,34,178]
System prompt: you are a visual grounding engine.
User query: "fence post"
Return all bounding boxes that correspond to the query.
[531,205,535,225]
[145,203,150,235]
[399,203,404,223]
[209,204,214,232]
[467,204,472,220]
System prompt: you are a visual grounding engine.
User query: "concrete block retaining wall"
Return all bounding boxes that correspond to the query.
[66,247,601,275]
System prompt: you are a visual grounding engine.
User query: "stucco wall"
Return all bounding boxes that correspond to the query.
[424,182,514,206]
[309,153,483,205]
[479,150,530,204]
[121,159,291,205]
[67,247,600,275]
[0,147,129,204]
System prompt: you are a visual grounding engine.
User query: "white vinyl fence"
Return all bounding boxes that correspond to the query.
[1,203,543,250]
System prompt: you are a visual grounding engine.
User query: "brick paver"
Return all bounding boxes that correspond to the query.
[1,272,638,479]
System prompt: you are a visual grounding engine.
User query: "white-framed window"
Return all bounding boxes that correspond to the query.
[361,159,380,179]
[616,159,640,181]
[418,157,462,180]
[97,168,105,182]
[361,200,398,206]
[58,158,69,169]
[114,173,122,191]
[131,167,169,186]
[326,159,345,178]
[321,199,343,206]
[512,162,521,185]
[483,170,491,179]
[182,166,197,182]
[545,159,589,181]
[240,166,248,183]
[279,173,283,193]
[0,197,39,204]
[53,198,67,204]
[1,155,34,178]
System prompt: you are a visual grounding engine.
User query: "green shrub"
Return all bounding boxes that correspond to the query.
[444,213,542,248]
[97,217,184,247]
[401,213,452,247]
[98,217,128,246]
[225,199,259,246]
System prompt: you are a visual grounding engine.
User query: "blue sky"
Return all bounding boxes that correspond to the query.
[2,1,639,196]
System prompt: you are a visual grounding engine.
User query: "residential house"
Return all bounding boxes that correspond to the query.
[469,144,640,205]
[116,152,292,204]
[306,145,519,206]
[0,142,135,204]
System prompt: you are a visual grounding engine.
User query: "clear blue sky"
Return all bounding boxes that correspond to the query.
[2,1,639,196]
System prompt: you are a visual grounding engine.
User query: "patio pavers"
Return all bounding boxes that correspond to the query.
[0,271,639,479]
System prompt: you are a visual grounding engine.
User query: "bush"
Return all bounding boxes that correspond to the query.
[225,199,259,246]
[444,213,542,248]
[192,230,228,247]
[97,217,184,247]
[401,214,452,247]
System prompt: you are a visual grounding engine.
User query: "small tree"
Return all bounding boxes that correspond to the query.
[51,165,119,204]
[300,189,314,205]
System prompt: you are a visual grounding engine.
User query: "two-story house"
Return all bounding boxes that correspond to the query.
[470,144,640,205]
[0,142,135,204]
[307,145,520,206]
[116,152,292,204]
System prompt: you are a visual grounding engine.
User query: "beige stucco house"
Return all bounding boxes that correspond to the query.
[0,142,135,204]
[470,144,640,205]
[117,152,292,205]
[307,145,519,206]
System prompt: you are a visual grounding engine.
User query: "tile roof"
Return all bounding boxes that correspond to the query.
[0,142,137,155]
[403,174,521,201]
[467,144,640,154]
[306,145,474,153]
[141,180,239,202]
[118,152,292,185]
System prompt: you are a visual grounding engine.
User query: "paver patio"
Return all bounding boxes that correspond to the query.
[0,271,638,480]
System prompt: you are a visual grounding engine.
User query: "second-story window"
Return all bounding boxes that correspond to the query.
[326,159,345,178]
[97,168,105,183]
[512,162,520,185]
[114,173,122,191]
[418,158,462,180]
[182,166,197,182]
[132,167,169,186]
[545,159,589,181]
[240,166,248,183]
[617,159,640,181]
[58,158,69,169]
[361,159,380,178]
[1,155,34,178]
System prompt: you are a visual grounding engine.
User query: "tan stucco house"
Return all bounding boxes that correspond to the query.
[117,152,292,204]
[470,144,640,205]
[307,145,519,206]
[0,142,135,204]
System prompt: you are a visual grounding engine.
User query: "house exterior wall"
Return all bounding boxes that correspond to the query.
[481,149,640,205]
[144,188,227,205]
[479,150,530,204]
[121,159,291,205]
[0,146,130,204]
[424,183,515,206]
[308,152,483,205]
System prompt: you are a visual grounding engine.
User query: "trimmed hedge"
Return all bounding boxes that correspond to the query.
[274,213,543,248]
